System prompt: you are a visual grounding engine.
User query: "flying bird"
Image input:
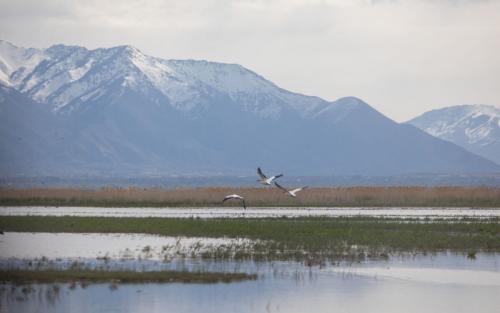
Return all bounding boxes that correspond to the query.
[257,167,283,186]
[222,194,246,209]
[274,182,308,198]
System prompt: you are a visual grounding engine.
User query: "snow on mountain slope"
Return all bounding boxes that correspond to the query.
[1,41,326,118]
[0,40,45,86]
[407,105,500,164]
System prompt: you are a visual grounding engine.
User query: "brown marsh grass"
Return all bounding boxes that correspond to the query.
[0,186,499,207]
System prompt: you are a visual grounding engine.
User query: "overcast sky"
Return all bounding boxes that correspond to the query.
[1,0,499,121]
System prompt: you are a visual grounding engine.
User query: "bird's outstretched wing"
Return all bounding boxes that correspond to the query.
[271,174,283,180]
[257,167,267,179]
[291,186,308,194]
[274,182,288,192]
[223,194,239,202]
[223,194,246,209]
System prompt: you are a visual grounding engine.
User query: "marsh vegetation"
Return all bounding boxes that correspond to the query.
[1,186,499,207]
[0,269,256,284]
[1,216,498,262]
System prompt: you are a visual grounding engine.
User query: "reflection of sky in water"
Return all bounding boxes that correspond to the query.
[0,232,256,260]
[3,271,500,313]
[1,232,499,313]
[1,206,499,219]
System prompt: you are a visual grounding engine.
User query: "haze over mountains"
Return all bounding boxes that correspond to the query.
[0,40,498,179]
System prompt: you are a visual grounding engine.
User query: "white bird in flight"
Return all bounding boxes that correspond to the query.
[222,194,246,209]
[257,167,283,186]
[274,182,308,198]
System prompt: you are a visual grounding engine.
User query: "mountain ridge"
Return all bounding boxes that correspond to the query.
[1,40,499,177]
[407,104,500,164]
[1,40,328,118]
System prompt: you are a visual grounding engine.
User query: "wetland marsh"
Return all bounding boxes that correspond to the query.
[0,191,499,312]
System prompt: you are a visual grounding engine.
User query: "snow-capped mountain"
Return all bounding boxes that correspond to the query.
[407,105,500,165]
[0,40,45,86]
[0,40,326,118]
[1,40,498,177]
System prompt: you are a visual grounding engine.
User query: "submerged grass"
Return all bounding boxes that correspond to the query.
[1,216,499,261]
[0,269,256,284]
[1,186,499,207]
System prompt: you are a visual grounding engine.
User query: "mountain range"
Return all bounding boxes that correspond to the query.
[0,40,498,178]
[407,105,500,165]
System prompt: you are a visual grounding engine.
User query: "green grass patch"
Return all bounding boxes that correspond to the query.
[1,216,499,258]
[0,269,256,284]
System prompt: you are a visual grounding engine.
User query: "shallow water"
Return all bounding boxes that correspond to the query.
[1,232,500,312]
[1,206,499,219]
[0,232,255,261]
[2,261,499,313]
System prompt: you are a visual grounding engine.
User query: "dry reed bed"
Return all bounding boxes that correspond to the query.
[0,186,499,207]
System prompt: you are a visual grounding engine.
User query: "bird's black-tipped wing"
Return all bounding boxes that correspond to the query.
[274,182,288,192]
[257,167,267,179]
[272,174,284,180]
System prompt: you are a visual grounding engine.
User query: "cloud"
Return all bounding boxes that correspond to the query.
[1,0,499,121]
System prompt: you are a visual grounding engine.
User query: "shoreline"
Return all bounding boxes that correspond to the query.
[1,206,499,219]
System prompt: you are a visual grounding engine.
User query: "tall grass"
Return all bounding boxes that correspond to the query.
[0,186,499,207]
